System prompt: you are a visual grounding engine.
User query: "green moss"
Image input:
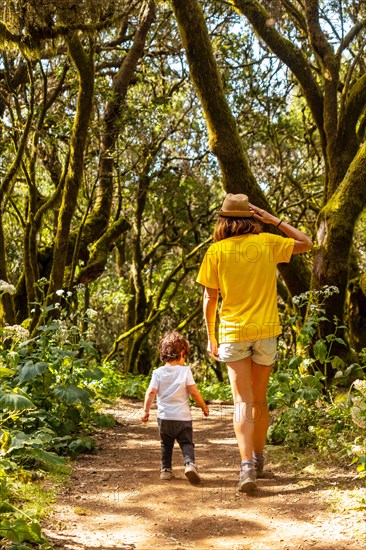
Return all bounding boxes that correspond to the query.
[360,273,366,297]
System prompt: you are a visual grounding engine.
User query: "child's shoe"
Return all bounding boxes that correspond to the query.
[184,462,201,484]
[238,462,257,492]
[160,468,172,480]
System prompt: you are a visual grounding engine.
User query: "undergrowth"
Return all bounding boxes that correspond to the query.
[0,284,124,549]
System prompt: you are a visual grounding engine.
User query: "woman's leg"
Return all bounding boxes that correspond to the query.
[251,362,273,454]
[226,357,254,461]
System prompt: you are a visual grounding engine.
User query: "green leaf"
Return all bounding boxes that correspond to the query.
[93,413,116,428]
[29,519,45,541]
[0,366,15,377]
[0,458,17,470]
[53,384,90,404]
[0,502,14,512]
[17,361,49,383]
[345,363,361,376]
[331,355,346,371]
[288,356,302,369]
[300,326,316,336]
[302,374,324,390]
[83,367,104,380]
[313,339,328,363]
[26,447,66,466]
[334,337,346,346]
[297,387,320,401]
[7,430,41,451]
[0,390,35,410]
[277,371,292,382]
[68,436,96,455]
[55,349,77,357]
[0,518,28,543]
[0,517,46,544]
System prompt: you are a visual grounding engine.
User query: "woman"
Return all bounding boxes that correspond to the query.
[197,193,312,492]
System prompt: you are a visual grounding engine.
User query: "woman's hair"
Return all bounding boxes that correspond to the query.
[213,216,262,242]
[159,331,190,363]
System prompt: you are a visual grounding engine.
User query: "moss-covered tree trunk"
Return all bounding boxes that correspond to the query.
[0,212,16,326]
[224,0,366,355]
[125,172,150,373]
[170,0,311,297]
[47,33,94,298]
[313,141,366,325]
[79,0,156,251]
[0,57,34,325]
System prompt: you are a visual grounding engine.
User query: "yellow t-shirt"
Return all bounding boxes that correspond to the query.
[196,233,294,343]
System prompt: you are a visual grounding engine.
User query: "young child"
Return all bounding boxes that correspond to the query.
[141,331,209,484]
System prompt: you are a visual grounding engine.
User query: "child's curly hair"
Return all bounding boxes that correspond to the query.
[159,331,190,363]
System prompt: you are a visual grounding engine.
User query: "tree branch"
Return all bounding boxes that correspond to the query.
[79,0,156,249]
[337,18,366,56]
[172,0,259,194]
[229,0,325,148]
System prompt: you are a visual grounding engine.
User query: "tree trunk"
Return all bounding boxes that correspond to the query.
[348,274,366,351]
[80,0,156,249]
[48,33,94,297]
[313,140,366,327]
[0,59,33,325]
[227,0,366,358]
[171,0,311,296]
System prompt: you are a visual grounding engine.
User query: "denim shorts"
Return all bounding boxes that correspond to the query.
[218,337,277,366]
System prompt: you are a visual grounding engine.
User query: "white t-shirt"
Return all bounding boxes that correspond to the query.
[149,364,195,421]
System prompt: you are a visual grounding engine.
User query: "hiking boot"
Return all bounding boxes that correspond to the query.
[160,468,172,480]
[253,453,265,478]
[184,463,201,484]
[238,464,257,492]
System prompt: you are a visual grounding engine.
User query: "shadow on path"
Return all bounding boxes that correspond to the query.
[44,400,365,550]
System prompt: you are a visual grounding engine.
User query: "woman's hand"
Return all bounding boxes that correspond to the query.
[207,336,219,361]
[249,203,280,226]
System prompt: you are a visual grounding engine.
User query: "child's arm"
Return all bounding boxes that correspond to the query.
[141,387,157,422]
[187,384,209,417]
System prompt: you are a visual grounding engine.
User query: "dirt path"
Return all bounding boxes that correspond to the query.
[44,399,365,550]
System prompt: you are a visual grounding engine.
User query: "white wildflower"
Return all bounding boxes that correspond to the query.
[351,406,366,430]
[56,289,64,296]
[53,320,69,344]
[3,324,30,341]
[353,379,366,398]
[351,444,366,456]
[0,280,16,295]
[85,308,97,320]
[352,396,366,410]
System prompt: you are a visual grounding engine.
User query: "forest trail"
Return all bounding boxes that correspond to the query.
[44,399,365,550]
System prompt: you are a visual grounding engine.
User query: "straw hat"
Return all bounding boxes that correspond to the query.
[215,193,253,217]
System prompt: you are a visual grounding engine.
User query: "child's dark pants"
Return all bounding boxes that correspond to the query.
[158,418,195,469]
